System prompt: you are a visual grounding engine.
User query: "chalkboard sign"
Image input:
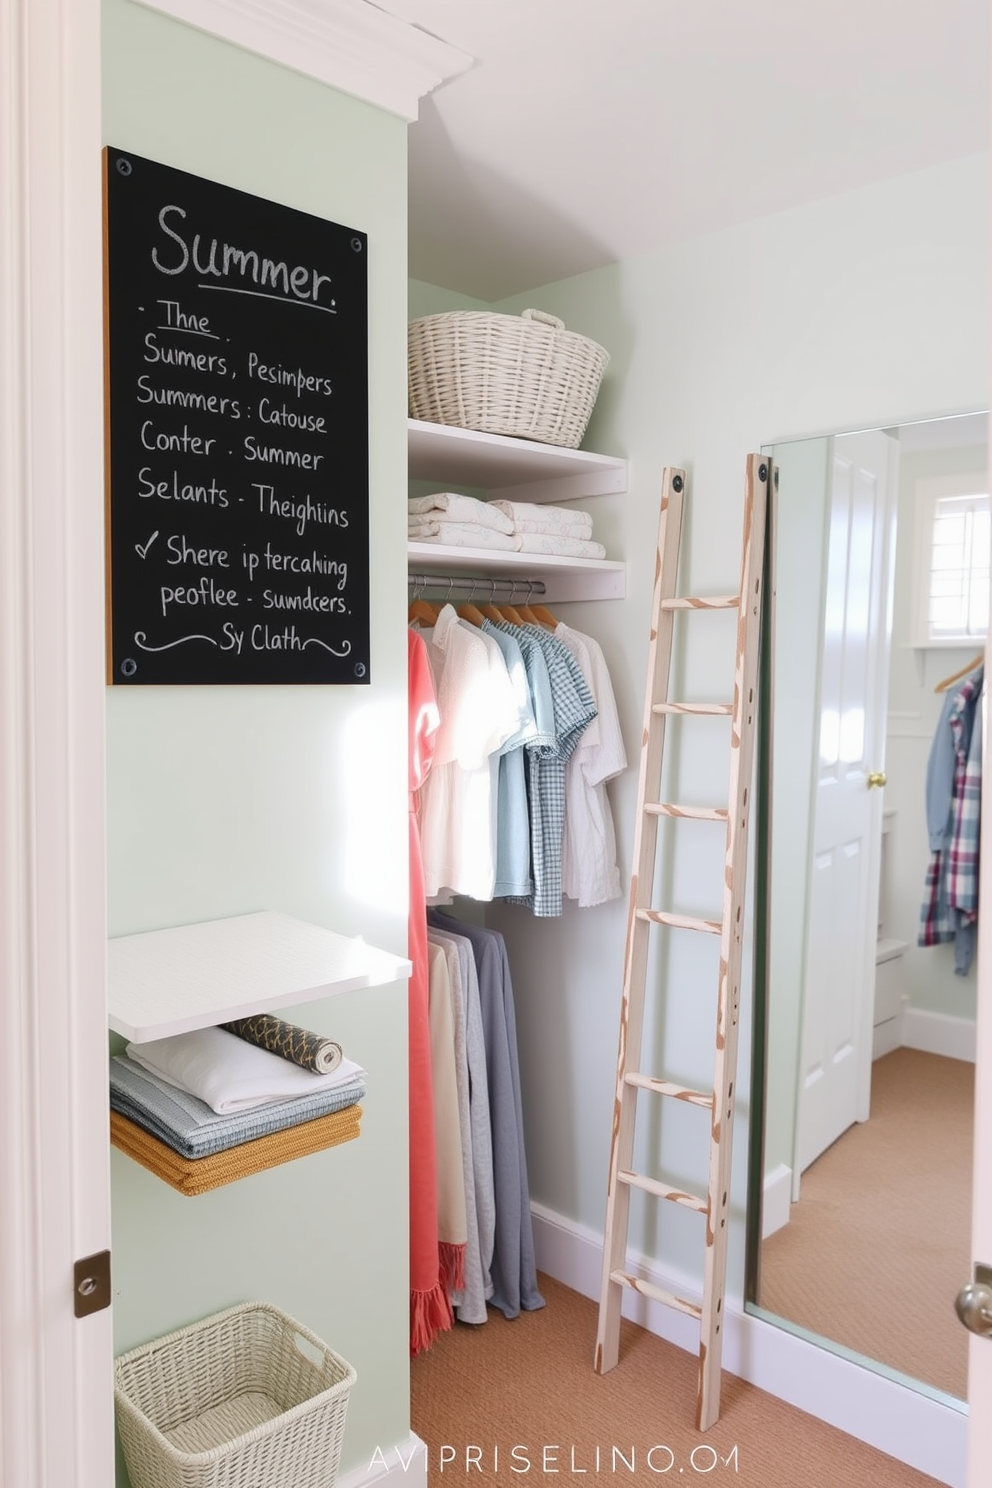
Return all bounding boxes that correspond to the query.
[103,147,370,684]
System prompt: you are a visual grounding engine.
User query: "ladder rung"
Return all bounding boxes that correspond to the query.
[618,1170,708,1212]
[624,1072,715,1108]
[608,1270,703,1320]
[660,595,739,611]
[636,908,722,935]
[654,702,734,716]
[644,803,729,822]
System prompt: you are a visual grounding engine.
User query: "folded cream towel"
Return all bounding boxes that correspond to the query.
[408,521,520,551]
[126,1025,364,1114]
[509,513,595,538]
[408,492,514,535]
[490,500,593,537]
[515,532,607,559]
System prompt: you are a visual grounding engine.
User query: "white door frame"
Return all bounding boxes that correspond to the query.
[0,0,114,1483]
[966,619,992,1485]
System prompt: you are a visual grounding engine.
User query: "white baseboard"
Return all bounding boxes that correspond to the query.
[902,1007,977,1063]
[762,1164,792,1238]
[530,1202,966,1487]
[337,1434,427,1488]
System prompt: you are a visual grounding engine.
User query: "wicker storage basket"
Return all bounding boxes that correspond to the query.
[114,1302,356,1488]
[408,307,609,449]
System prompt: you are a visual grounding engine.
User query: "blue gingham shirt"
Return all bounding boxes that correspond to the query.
[492,622,597,917]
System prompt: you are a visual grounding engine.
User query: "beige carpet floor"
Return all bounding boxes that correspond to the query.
[758,1047,973,1400]
[411,1272,944,1486]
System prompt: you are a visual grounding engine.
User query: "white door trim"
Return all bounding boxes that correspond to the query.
[0,0,114,1482]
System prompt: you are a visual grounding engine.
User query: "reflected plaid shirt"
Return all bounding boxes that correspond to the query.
[919,670,983,952]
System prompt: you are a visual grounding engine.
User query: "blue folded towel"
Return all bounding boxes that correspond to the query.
[110,1053,366,1159]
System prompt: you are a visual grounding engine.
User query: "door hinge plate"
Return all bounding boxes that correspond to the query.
[73,1249,111,1318]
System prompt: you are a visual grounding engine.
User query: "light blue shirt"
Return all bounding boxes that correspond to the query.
[482,622,539,898]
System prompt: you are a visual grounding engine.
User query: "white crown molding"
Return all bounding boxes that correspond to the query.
[134,0,474,120]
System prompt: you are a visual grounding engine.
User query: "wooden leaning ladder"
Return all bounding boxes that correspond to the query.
[594,456,772,1431]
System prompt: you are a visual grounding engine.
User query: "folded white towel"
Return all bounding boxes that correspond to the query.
[408,492,515,535]
[515,532,607,559]
[490,500,593,537]
[508,514,595,539]
[408,522,520,552]
[126,1025,365,1114]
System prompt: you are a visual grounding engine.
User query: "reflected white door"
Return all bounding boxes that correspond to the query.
[796,430,898,1174]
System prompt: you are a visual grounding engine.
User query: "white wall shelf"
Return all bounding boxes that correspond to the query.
[108,911,412,1043]
[408,418,628,504]
[408,419,628,601]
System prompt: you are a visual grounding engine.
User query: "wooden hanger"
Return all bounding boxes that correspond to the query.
[456,601,486,627]
[480,602,505,623]
[408,596,438,626]
[935,651,984,693]
[531,603,559,629]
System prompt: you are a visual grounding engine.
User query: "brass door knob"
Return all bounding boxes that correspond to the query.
[867,771,887,789]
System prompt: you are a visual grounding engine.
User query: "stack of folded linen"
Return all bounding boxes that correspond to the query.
[409,492,520,551]
[110,1023,367,1191]
[490,500,606,559]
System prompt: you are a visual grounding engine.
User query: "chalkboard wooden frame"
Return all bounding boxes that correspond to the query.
[103,147,371,685]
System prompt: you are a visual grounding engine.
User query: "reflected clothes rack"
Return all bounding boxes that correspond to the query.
[918,661,984,974]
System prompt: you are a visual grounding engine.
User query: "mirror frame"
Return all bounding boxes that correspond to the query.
[743,416,987,1408]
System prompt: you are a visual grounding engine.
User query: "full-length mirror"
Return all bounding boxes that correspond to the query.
[748,410,988,1404]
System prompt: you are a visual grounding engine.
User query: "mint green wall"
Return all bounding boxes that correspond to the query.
[414,152,988,1302]
[103,2,409,1481]
[409,280,489,317]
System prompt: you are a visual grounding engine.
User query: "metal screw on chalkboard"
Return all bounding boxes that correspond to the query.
[350,238,363,253]
[116,157,132,177]
[354,662,366,678]
[120,658,137,677]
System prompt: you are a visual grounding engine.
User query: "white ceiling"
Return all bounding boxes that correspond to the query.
[379,0,989,301]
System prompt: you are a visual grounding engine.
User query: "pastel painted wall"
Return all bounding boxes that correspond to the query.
[102,2,410,1481]
[411,149,988,1304]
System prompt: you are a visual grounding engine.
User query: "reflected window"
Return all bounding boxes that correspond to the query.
[914,477,990,644]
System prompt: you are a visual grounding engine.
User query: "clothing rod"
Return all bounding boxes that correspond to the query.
[407,572,547,597]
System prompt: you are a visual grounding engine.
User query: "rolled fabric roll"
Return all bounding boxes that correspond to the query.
[220,1014,343,1075]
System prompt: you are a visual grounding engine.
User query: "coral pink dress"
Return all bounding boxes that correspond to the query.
[407,627,450,1353]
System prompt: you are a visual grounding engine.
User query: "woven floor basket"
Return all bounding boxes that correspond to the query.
[114,1302,356,1488]
[408,307,610,449]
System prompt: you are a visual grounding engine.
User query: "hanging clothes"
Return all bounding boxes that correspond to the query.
[919,663,984,974]
[481,621,539,901]
[554,622,627,907]
[493,620,597,917]
[428,926,496,1325]
[426,940,467,1294]
[429,910,545,1320]
[420,606,522,903]
[407,626,451,1354]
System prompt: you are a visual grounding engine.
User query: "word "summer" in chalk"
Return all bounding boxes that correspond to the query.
[151,206,333,308]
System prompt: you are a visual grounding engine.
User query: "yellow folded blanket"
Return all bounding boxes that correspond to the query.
[110,1104,362,1196]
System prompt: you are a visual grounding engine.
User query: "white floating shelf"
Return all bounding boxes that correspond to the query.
[407,541,626,602]
[408,418,628,504]
[108,911,412,1044]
